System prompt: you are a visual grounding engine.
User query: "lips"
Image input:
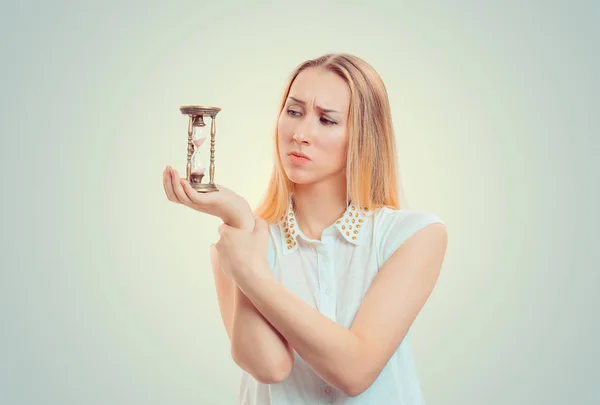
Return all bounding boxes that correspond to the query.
[289,152,310,160]
[288,152,311,165]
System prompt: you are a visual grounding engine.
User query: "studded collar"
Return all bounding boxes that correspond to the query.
[277,198,371,255]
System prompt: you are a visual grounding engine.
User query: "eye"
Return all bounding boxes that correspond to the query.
[287,109,301,116]
[320,117,337,125]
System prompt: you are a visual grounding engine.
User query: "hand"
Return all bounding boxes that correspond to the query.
[163,165,254,229]
[214,216,271,283]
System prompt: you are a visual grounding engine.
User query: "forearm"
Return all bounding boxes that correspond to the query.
[236,266,364,396]
[231,286,294,383]
[222,213,294,383]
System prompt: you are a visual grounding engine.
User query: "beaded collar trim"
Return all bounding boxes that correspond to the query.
[277,198,371,255]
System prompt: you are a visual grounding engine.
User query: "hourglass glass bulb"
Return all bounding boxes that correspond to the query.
[191,133,207,176]
[193,136,206,148]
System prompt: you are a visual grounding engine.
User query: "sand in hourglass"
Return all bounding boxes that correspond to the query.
[190,135,207,184]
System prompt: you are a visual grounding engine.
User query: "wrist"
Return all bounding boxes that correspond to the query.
[222,210,255,231]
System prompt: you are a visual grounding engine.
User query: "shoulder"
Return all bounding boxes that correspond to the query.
[373,206,447,262]
[374,206,445,233]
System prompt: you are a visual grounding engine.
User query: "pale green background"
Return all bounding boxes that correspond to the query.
[1,1,598,404]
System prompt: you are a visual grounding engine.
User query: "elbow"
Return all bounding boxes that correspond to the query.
[344,384,368,399]
[231,345,293,385]
[342,378,371,398]
[340,369,377,398]
[274,356,294,382]
[257,363,292,385]
[256,353,293,384]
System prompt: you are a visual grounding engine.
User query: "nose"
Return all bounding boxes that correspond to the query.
[292,118,315,145]
[292,132,309,145]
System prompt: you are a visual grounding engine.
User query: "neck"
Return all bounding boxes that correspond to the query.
[292,173,348,240]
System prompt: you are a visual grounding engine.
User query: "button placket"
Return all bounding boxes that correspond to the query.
[317,243,336,321]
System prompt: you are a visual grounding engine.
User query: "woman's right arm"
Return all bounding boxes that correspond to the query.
[162,166,293,382]
[209,233,294,384]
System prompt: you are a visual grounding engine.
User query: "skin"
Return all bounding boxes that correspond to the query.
[162,66,352,235]
[162,165,254,229]
[278,67,352,240]
[223,221,447,396]
[162,123,292,385]
[215,67,448,396]
[164,67,449,394]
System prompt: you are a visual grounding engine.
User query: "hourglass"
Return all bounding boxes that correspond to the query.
[179,106,222,193]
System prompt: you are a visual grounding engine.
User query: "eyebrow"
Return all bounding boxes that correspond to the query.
[287,96,339,114]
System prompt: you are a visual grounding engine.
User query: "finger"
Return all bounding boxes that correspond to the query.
[170,168,194,205]
[180,177,200,204]
[163,166,179,203]
[179,179,198,206]
[162,167,169,198]
[218,223,235,236]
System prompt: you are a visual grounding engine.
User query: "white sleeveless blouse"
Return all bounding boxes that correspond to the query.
[239,198,444,404]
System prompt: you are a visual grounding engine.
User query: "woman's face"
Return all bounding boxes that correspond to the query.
[277,67,351,185]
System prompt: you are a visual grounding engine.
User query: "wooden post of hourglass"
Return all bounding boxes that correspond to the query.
[208,113,216,188]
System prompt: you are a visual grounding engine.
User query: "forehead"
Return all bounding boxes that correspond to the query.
[288,67,351,113]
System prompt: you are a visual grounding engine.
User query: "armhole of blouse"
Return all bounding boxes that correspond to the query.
[374,209,383,271]
[376,209,445,266]
[267,227,277,273]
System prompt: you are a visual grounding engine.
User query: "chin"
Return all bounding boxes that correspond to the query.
[286,173,313,184]
[284,167,316,184]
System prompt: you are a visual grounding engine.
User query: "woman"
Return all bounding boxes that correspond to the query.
[163,53,448,404]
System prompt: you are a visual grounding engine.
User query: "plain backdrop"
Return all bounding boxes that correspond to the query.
[1,1,598,404]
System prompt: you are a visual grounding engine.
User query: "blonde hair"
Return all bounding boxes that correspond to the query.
[253,53,402,223]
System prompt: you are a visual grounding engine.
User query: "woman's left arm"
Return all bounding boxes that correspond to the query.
[235,222,448,397]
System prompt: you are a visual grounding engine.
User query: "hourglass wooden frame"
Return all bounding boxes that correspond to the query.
[179,105,221,193]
